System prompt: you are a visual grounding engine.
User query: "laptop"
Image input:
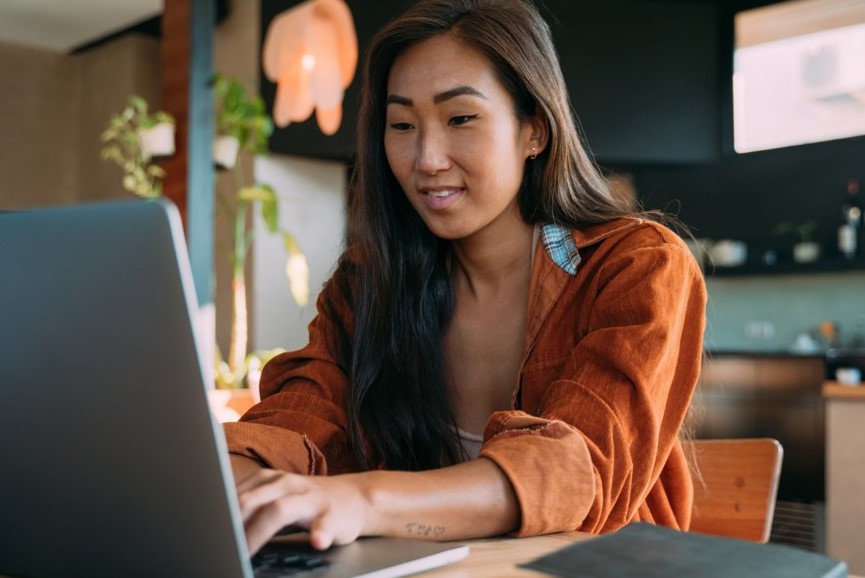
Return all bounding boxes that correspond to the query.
[0,198,469,578]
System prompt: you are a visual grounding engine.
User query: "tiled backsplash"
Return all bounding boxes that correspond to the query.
[704,272,865,352]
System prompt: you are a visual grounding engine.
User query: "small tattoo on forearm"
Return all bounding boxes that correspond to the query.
[405,522,445,537]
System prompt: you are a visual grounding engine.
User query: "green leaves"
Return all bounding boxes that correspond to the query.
[99,94,174,198]
[212,74,274,155]
[773,220,818,243]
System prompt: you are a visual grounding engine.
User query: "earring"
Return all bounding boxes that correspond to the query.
[530,146,538,160]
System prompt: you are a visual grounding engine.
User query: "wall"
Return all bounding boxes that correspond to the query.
[704,272,865,351]
[0,40,80,207]
[251,156,347,352]
[0,35,161,209]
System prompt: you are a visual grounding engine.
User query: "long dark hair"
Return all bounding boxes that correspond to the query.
[344,0,635,471]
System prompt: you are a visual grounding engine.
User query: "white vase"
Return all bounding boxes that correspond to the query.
[213,135,240,169]
[793,241,820,263]
[138,122,175,157]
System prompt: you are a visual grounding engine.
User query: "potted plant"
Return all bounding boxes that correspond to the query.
[212,74,272,170]
[774,220,820,263]
[139,115,176,158]
[211,74,309,391]
[101,85,308,395]
[100,95,175,197]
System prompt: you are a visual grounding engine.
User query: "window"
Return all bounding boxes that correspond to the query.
[734,0,865,153]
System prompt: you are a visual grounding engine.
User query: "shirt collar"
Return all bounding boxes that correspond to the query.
[539,218,645,276]
[540,223,581,275]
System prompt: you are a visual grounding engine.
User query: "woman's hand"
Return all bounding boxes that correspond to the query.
[236,468,375,554]
[228,454,519,555]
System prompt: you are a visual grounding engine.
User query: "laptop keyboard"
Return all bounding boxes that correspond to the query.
[252,546,330,577]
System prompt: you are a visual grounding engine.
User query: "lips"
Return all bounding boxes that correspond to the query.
[420,187,465,209]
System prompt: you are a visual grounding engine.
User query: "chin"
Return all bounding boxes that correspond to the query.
[415,216,465,241]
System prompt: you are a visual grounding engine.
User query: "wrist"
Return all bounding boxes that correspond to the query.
[353,470,388,538]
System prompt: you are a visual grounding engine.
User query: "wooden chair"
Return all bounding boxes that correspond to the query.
[684,438,783,543]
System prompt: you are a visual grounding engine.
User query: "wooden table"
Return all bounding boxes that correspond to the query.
[420,531,864,578]
[1,531,859,578]
[420,532,590,577]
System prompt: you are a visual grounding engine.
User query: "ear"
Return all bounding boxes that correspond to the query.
[523,108,549,159]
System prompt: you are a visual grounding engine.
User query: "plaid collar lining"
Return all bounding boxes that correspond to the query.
[540,223,581,275]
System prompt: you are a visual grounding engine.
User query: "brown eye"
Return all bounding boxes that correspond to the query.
[449,114,478,126]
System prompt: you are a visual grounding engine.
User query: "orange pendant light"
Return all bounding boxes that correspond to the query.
[262,0,358,135]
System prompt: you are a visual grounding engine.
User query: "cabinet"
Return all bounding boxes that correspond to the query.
[557,1,719,163]
[697,354,826,501]
[695,354,826,550]
[262,0,720,164]
[824,384,865,575]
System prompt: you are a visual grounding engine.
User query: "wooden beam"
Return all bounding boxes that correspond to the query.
[161,0,190,220]
[161,0,215,308]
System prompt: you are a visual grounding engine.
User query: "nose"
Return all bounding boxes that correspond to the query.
[415,127,451,175]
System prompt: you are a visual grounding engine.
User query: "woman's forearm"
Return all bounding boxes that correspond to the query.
[233,454,519,553]
[356,457,519,541]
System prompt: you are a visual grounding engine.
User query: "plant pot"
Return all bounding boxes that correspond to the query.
[793,241,820,263]
[206,389,255,422]
[213,135,240,170]
[138,122,176,158]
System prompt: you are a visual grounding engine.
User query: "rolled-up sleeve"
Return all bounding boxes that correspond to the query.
[479,413,595,536]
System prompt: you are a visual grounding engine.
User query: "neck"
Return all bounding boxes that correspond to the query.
[451,219,534,298]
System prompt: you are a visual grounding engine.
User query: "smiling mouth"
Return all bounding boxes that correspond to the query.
[424,188,463,198]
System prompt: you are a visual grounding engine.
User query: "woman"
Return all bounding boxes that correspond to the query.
[226,0,706,554]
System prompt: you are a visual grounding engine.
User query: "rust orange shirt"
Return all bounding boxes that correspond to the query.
[225,217,706,537]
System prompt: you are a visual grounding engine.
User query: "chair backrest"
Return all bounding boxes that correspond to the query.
[685,438,783,543]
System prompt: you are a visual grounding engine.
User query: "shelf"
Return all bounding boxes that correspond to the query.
[706,256,865,277]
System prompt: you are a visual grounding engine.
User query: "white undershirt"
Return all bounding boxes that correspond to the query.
[457,428,484,460]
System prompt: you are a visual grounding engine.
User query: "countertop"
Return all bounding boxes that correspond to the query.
[705,349,825,358]
[823,381,865,400]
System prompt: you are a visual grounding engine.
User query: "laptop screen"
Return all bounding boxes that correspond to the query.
[0,199,468,578]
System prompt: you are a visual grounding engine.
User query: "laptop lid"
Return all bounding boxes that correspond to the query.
[0,198,468,578]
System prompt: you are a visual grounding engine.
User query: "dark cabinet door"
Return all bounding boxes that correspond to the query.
[695,355,826,502]
[557,0,720,164]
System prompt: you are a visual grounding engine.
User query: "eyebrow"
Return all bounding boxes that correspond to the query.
[386,85,487,107]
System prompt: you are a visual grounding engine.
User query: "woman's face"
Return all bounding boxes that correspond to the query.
[384,33,540,242]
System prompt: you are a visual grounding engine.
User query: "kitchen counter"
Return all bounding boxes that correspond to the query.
[823,382,865,400]
[824,380,865,574]
[706,349,824,358]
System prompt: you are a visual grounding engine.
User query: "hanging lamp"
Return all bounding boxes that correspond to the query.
[262,0,358,135]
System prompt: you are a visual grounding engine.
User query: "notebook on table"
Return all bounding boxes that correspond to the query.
[0,198,468,578]
[521,522,847,578]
